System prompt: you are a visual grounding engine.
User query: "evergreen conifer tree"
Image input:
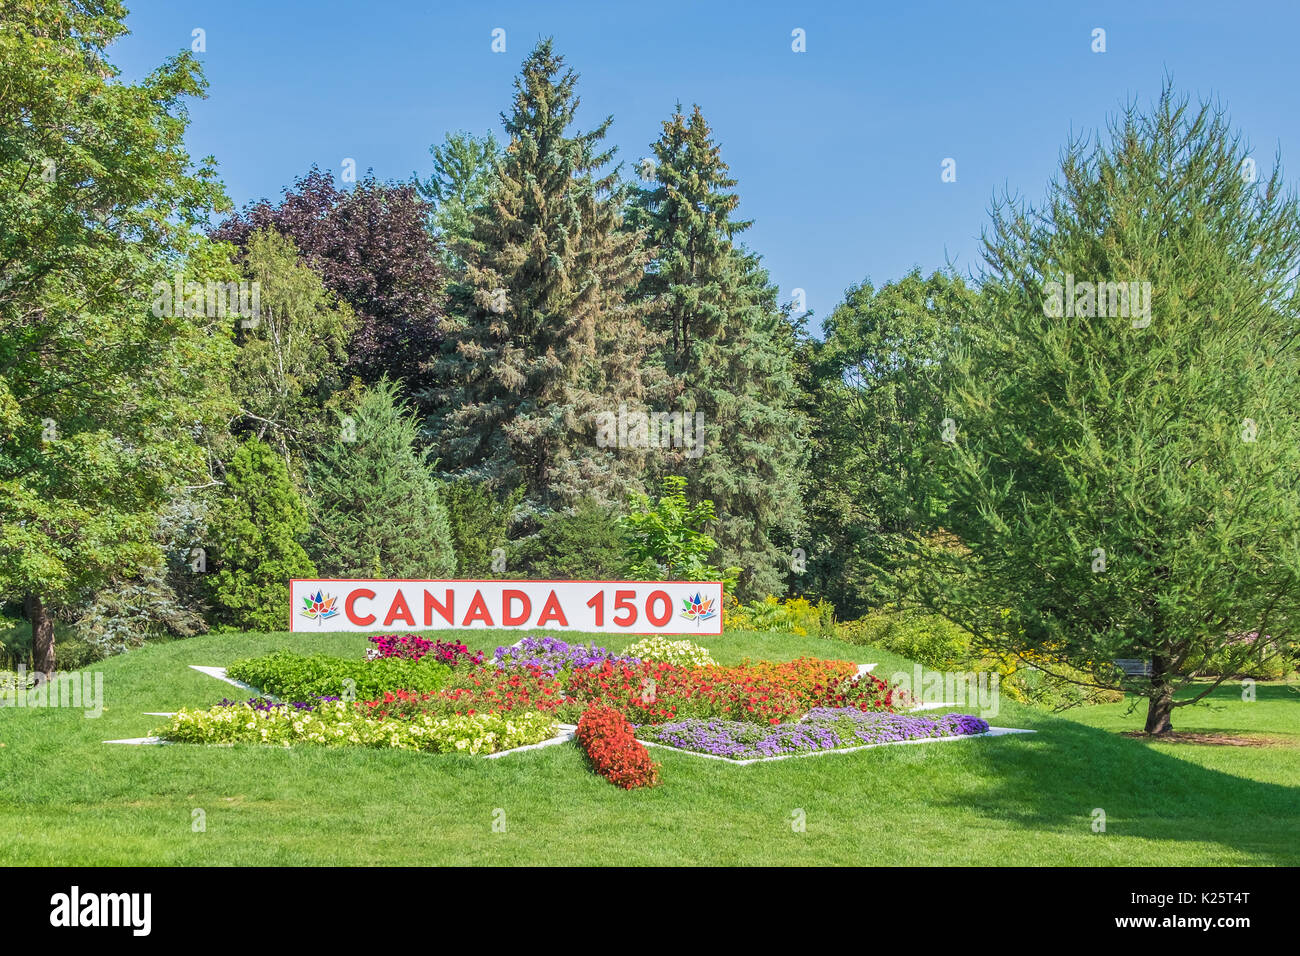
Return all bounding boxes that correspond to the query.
[427,40,651,521]
[305,380,456,578]
[906,90,1300,733]
[207,438,316,631]
[634,106,808,599]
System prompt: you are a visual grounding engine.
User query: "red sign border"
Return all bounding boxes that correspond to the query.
[288,579,727,635]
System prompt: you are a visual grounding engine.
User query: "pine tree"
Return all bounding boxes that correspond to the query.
[634,106,808,599]
[207,438,316,631]
[425,39,651,521]
[905,90,1300,733]
[305,380,456,579]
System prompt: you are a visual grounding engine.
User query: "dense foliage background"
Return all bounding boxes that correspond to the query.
[3,2,1298,731]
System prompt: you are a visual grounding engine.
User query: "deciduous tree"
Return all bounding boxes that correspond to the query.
[0,0,233,672]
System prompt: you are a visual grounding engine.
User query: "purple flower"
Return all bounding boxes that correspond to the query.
[639,708,990,759]
[492,636,640,674]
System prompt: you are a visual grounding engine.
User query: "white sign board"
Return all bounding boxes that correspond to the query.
[290,579,724,635]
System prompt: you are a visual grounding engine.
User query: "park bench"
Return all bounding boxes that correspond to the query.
[1113,658,1153,677]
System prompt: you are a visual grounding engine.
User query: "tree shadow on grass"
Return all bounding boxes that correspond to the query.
[943,693,1300,864]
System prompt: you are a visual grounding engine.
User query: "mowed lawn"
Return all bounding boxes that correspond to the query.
[1,629,1296,866]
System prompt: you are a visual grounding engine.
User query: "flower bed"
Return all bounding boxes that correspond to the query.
[564,657,866,725]
[216,695,339,712]
[157,699,557,754]
[360,665,577,720]
[227,650,451,701]
[161,640,978,778]
[492,635,639,674]
[365,634,484,666]
[623,636,716,667]
[576,705,659,789]
[638,708,991,761]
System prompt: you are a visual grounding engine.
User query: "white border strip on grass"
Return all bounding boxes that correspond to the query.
[483,723,577,759]
[638,726,1036,766]
[105,736,168,745]
[189,665,269,696]
[906,701,963,712]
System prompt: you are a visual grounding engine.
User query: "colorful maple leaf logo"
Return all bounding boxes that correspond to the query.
[680,592,717,625]
[300,590,339,624]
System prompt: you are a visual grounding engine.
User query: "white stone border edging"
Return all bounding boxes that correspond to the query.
[484,723,577,758]
[105,737,167,745]
[189,665,268,696]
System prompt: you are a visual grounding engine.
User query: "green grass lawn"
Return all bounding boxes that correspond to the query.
[1,628,1296,865]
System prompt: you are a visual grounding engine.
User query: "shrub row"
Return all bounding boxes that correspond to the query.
[226,650,451,701]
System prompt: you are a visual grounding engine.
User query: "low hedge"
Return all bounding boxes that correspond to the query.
[227,650,451,701]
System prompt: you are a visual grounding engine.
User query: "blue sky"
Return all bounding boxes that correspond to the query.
[113,0,1300,333]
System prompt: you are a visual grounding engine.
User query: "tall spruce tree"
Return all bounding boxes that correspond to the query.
[305,379,456,579]
[634,104,750,372]
[426,40,651,521]
[904,90,1300,733]
[634,106,808,599]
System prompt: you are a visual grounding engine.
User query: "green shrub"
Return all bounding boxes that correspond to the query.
[227,650,451,701]
[998,659,1124,709]
[76,563,207,657]
[1192,637,1295,680]
[620,476,738,589]
[207,438,316,631]
[726,595,837,638]
[512,499,629,579]
[442,480,521,576]
[841,609,973,669]
[305,380,456,578]
[838,608,1126,710]
[49,639,105,671]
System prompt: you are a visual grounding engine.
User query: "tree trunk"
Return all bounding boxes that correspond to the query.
[1144,654,1173,734]
[24,593,55,677]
